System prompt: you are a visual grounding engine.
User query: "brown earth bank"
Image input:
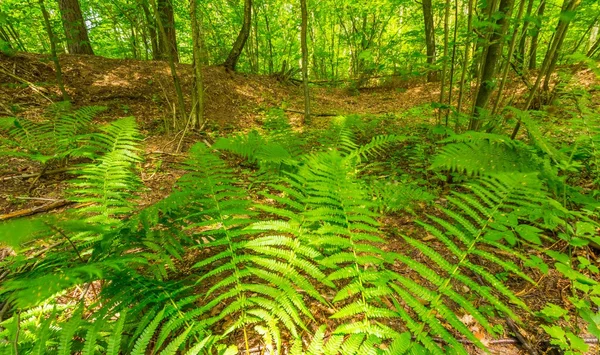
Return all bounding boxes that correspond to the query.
[0,52,440,216]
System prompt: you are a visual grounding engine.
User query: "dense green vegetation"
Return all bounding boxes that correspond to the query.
[0,0,599,354]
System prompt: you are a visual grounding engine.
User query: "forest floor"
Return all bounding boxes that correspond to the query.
[1,53,599,355]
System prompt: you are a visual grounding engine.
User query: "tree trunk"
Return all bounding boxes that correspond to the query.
[157,0,179,63]
[190,0,205,129]
[511,0,581,139]
[438,0,451,123]
[529,0,545,70]
[141,0,159,60]
[224,0,252,71]
[300,0,311,123]
[445,0,460,127]
[149,0,186,127]
[469,0,515,131]
[422,0,437,82]
[456,0,474,120]
[542,0,581,91]
[492,0,526,116]
[517,0,535,70]
[38,0,70,101]
[57,0,94,55]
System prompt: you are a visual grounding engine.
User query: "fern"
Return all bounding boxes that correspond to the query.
[69,117,142,224]
[431,131,542,176]
[0,105,106,163]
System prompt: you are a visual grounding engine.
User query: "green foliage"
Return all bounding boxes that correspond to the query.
[0,104,106,164]
[1,112,598,355]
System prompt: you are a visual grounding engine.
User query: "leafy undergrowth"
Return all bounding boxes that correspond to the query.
[0,91,599,354]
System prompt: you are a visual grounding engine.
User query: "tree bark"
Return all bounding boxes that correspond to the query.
[492,0,527,116]
[57,0,94,55]
[438,0,451,123]
[529,0,545,70]
[157,0,179,62]
[224,0,252,71]
[456,0,474,120]
[141,0,160,60]
[511,0,581,139]
[469,0,515,131]
[190,0,205,129]
[516,0,535,70]
[38,0,70,101]
[542,0,581,90]
[300,0,311,123]
[422,0,437,82]
[149,0,186,127]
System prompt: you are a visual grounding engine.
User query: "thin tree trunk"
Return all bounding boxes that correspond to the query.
[300,0,311,124]
[157,0,178,62]
[141,0,159,60]
[517,0,535,69]
[438,0,451,124]
[224,0,252,71]
[588,36,600,57]
[492,0,526,116]
[422,0,437,82]
[529,0,545,70]
[571,14,599,54]
[263,5,274,74]
[456,0,474,125]
[445,0,460,127]
[190,0,205,129]
[438,0,456,124]
[149,0,186,127]
[469,0,515,131]
[542,0,581,91]
[38,0,70,101]
[57,0,94,55]
[512,0,581,138]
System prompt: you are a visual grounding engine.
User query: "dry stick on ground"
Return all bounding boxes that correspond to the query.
[284,109,337,117]
[0,200,73,221]
[0,67,53,103]
[505,317,539,355]
[0,167,74,181]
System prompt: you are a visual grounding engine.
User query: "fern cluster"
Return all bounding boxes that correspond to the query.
[1,110,598,354]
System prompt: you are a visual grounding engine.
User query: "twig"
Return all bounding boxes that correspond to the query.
[176,99,197,153]
[0,200,73,221]
[505,317,539,355]
[0,167,74,181]
[27,163,49,194]
[14,196,61,202]
[0,66,53,104]
[284,109,338,117]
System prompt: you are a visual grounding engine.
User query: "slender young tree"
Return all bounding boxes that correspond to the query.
[57,0,94,55]
[469,0,515,130]
[157,0,179,62]
[140,0,160,60]
[529,0,546,70]
[438,0,451,123]
[512,0,581,138]
[38,0,69,101]
[421,0,437,82]
[542,0,581,90]
[149,0,186,127]
[456,0,474,121]
[224,0,253,71]
[300,0,310,123]
[516,0,535,70]
[190,0,205,129]
[492,0,526,116]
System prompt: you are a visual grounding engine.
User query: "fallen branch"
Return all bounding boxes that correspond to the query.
[505,317,539,355]
[284,109,338,117]
[0,66,53,103]
[0,167,74,181]
[0,200,73,221]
